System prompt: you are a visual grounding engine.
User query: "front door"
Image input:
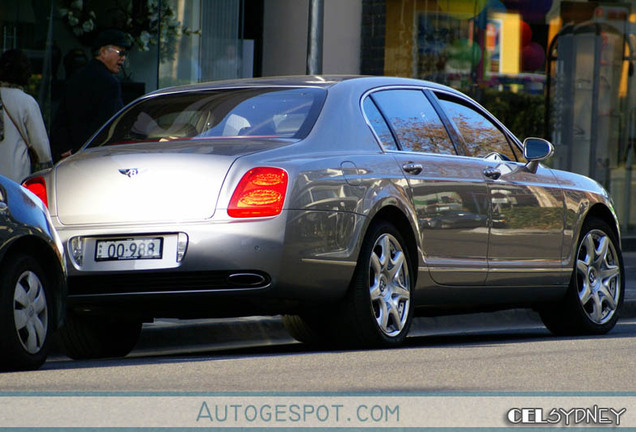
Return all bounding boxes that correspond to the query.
[433,92,566,286]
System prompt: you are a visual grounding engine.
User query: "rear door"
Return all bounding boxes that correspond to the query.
[363,88,490,285]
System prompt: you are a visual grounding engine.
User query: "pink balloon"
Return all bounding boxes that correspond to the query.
[522,42,546,71]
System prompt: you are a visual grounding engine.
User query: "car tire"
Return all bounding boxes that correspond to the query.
[58,311,142,360]
[282,314,330,346]
[0,254,51,371]
[540,217,624,336]
[335,220,414,347]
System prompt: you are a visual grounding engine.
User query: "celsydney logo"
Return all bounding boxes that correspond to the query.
[506,406,626,426]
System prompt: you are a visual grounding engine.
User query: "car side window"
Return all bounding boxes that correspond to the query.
[362,97,398,150]
[437,97,518,161]
[371,89,456,155]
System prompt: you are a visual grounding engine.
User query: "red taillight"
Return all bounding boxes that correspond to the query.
[228,167,288,218]
[22,177,48,207]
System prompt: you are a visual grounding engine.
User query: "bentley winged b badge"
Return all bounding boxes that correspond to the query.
[118,168,143,178]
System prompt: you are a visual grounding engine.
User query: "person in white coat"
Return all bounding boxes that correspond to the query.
[0,49,52,183]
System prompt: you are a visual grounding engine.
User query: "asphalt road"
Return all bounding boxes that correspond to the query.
[1,317,635,393]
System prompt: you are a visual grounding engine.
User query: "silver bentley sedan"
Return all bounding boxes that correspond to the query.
[23,76,624,359]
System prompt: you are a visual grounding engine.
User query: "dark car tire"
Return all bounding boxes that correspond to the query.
[540,217,624,336]
[334,220,414,348]
[58,311,142,360]
[0,254,51,371]
[282,314,331,346]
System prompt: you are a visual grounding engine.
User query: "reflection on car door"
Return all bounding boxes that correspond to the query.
[485,163,567,285]
[364,89,489,286]
[435,93,567,286]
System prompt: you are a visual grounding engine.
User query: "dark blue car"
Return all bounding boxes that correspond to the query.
[0,175,66,371]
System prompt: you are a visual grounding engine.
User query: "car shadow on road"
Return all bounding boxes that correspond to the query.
[40,319,636,372]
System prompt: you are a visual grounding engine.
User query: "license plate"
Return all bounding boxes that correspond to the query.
[95,237,163,261]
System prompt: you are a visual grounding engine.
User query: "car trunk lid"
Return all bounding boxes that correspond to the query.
[54,140,288,225]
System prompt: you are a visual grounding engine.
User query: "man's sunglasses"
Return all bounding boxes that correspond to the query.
[108,47,128,57]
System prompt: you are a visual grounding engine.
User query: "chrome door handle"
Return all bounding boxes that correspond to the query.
[403,163,423,175]
[483,168,502,180]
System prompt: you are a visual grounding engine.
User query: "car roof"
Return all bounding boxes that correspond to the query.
[146,75,460,98]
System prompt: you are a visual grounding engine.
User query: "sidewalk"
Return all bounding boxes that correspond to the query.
[131,251,636,353]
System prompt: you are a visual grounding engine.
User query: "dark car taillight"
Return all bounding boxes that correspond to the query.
[22,177,48,208]
[228,167,288,218]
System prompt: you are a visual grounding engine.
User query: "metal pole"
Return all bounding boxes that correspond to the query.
[306,0,324,75]
[590,23,601,183]
[156,0,163,89]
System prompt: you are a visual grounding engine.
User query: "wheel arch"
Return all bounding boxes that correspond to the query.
[0,236,67,330]
[332,203,419,347]
[564,202,622,271]
[584,203,621,245]
[364,205,419,284]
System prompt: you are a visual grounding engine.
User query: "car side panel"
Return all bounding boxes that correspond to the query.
[389,151,490,285]
[278,152,419,297]
[552,168,621,269]
[483,162,569,286]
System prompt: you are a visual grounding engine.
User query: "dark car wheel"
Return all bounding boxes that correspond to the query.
[0,254,51,371]
[282,313,332,346]
[335,220,414,347]
[540,217,624,335]
[58,311,142,360]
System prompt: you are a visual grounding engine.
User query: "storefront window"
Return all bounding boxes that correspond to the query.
[384,0,548,140]
[158,0,250,88]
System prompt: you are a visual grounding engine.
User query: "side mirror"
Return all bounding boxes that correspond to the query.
[523,137,554,173]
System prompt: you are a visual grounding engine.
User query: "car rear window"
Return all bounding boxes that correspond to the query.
[87,87,327,147]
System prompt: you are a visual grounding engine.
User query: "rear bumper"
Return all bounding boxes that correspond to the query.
[54,210,361,317]
[65,274,295,320]
[68,269,272,296]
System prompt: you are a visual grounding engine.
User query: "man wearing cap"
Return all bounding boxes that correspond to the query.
[51,29,131,160]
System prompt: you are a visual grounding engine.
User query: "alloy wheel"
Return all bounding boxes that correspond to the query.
[368,233,410,337]
[576,229,621,325]
[13,270,48,354]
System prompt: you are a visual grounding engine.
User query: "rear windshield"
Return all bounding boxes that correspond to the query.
[87,87,326,148]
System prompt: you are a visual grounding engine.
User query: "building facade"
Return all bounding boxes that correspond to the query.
[2,0,636,234]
